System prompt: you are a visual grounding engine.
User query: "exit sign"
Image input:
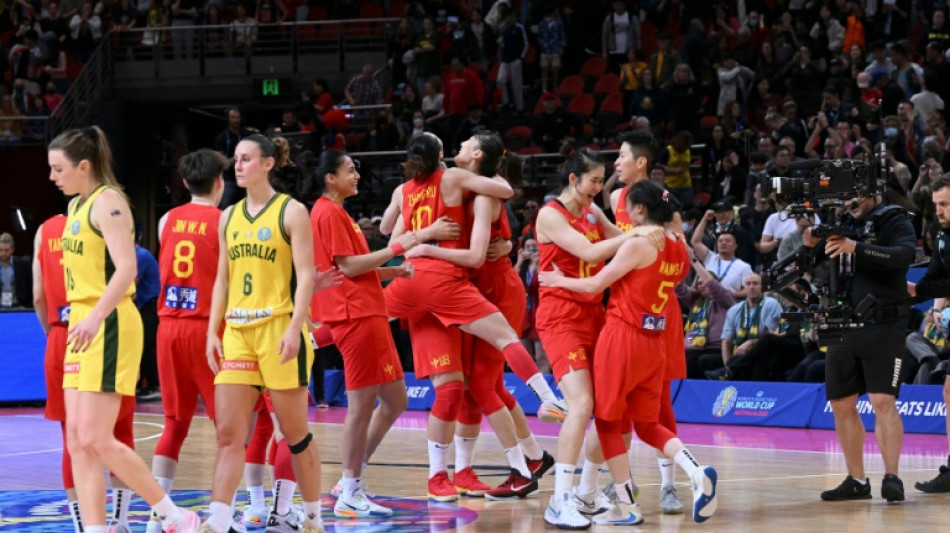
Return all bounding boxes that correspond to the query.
[256,77,291,98]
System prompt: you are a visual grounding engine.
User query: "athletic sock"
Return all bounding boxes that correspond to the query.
[454,436,477,471]
[340,476,360,497]
[577,459,603,495]
[154,495,181,526]
[505,445,533,479]
[273,479,297,515]
[111,488,132,523]
[155,477,173,494]
[230,492,238,513]
[68,500,84,533]
[854,477,868,485]
[428,440,450,478]
[519,435,543,461]
[302,500,321,524]
[673,448,699,479]
[248,485,265,509]
[526,373,557,404]
[84,526,107,533]
[615,479,637,504]
[207,501,231,533]
[658,457,675,486]
[554,463,575,499]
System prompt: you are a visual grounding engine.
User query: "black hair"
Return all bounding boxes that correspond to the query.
[177,149,227,196]
[473,133,522,186]
[403,133,443,181]
[302,149,350,198]
[749,150,768,165]
[618,130,659,169]
[557,148,604,190]
[243,133,276,159]
[626,181,679,225]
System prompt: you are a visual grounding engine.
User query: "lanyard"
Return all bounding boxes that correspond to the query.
[716,257,735,280]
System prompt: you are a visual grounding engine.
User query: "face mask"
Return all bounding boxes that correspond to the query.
[749,19,759,28]
[683,223,693,234]
[885,127,899,138]
[413,118,424,128]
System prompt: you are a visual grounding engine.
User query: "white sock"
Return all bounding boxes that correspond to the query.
[519,435,544,461]
[673,449,699,479]
[577,459,603,495]
[854,477,868,485]
[84,527,107,533]
[454,436,477,471]
[428,440,450,478]
[527,373,557,403]
[658,457,675,486]
[302,500,321,524]
[505,445,533,478]
[230,491,239,513]
[68,500,84,533]
[207,501,231,533]
[341,476,360,497]
[615,479,636,504]
[249,485,265,509]
[554,463,575,499]
[153,495,181,526]
[111,488,132,523]
[274,479,297,515]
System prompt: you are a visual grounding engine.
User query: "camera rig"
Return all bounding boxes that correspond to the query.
[759,145,890,342]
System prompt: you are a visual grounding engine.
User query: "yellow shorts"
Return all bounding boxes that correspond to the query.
[218,315,314,390]
[63,299,143,396]
[540,55,561,69]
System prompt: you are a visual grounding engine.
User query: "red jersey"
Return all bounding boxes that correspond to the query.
[539,200,606,305]
[310,196,387,323]
[158,203,221,319]
[614,186,633,232]
[37,215,69,326]
[402,169,468,277]
[469,196,513,281]
[607,235,689,329]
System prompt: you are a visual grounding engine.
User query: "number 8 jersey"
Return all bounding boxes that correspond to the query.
[223,194,295,327]
[158,202,221,320]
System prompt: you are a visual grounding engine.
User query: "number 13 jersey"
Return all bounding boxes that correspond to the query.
[224,194,295,328]
[159,202,221,320]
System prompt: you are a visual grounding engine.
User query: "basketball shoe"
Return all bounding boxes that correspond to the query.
[485,469,538,500]
[145,517,163,533]
[527,450,556,478]
[881,473,905,502]
[265,510,302,533]
[334,489,393,518]
[453,467,490,497]
[165,510,201,533]
[571,486,612,516]
[427,471,460,502]
[331,478,374,499]
[915,464,950,493]
[690,465,718,523]
[544,492,591,530]
[820,475,872,501]
[106,519,132,533]
[659,485,685,514]
[242,504,269,529]
[538,399,568,424]
[591,500,644,526]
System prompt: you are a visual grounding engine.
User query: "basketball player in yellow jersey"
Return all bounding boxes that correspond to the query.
[48,126,201,533]
[203,134,331,533]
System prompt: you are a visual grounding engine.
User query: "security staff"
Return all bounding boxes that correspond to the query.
[907,176,950,493]
[803,192,915,503]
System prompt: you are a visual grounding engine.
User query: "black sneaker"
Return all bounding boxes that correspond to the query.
[704,368,730,380]
[881,473,905,502]
[527,450,556,478]
[820,475,872,501]
[914,465,950,493]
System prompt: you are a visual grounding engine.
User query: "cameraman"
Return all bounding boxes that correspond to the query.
[803,191,916,503]
[906,176,950,493]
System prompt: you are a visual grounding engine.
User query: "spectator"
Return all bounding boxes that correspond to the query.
[663,63,701,135]
[11,80,32,115]
[277,108,301,133]
[68,2,102,63]
[811,4,845,54]
[465,8,495,71]
[919,8,950,54]
[716,55,754,116]
[255,0,286,42]
[745,150,769,206]
[537,4,565,93]
[43,81,63,111]
[601,0,640,73]
[169,0,197,59]
[711,151,748,209]
[841,0,867,52]
[113,0,138,59]
[413,17,440,97]
[204,3,227,56]
[912,72,945,131]
[230,2,257,55]
[629,67,666,129]
[421,77,445,135]
[777,214,812,261]
[657,130,693,206]
[871,0,908,43]
[307,78,333,117]
[344,64,383,107]
[141,0,168,49]
[0,96,23,143]
[532,92,577,153]
[514,238,548,372]
[438,15,470,64]
[213,107,251,207]
[618,46,641,120]
[864,40,896,76]
[924,41,950,108]
[368,108,400,151]
[691,212,754,299]
[26,94,47,139]
[393,83,421,142]
[648,32,680,87]
[890,42,923,99]
[442,56,483,150]
[357,217,389,252]
[782,44,826,116]
[409,109,426,138]
[453,103,492,152]
[747,77,783,134]
[497,7,528,113]
[679,251,736,379]
[704,199,754,264]
[390,17,416,87]
[9,30,43,85]
[134,239,160,400]
[0,232,32,308]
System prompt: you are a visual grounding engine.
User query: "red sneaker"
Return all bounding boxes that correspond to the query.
[527,450,555,478]
[428,470,460,502]
[486,469,539,501]
[453,467,491,497]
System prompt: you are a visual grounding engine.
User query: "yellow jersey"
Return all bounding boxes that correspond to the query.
[663,145,692,189]
[62,185,135,306]
[224,193,295,328]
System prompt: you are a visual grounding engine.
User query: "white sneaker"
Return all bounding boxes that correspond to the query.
[659,484,685,514]
[571,487,613,516]
[538,398,568,424]
[265,510,302,533]
[334,489,393,518]
[106,519,132,533]
[543,493,591,530]
[331,478,375,498]
[231,510,248,533]
[242,504,270,529]
[145,517,164,533]
[592,500,644,526]
[690,466,718,523]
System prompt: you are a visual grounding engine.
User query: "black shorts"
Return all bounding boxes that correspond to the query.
[825,323,905,400]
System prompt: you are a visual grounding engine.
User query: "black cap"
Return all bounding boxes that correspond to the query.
[712,200,734,212]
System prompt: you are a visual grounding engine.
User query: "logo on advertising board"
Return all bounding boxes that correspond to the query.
[713,387,779,418]
[712,386,737,417]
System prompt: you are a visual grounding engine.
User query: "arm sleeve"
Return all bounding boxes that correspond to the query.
[854,213,916,271]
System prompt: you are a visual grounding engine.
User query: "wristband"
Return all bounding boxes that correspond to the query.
[390,242,405,256]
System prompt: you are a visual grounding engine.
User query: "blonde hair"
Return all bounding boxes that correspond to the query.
[272,136,291,167]
[48,126,123,192]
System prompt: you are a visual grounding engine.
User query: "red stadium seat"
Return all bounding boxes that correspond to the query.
[556,75,584,99]
[505,126,533,151]
[579,56,606,78]
[567,93,595,117]
[593,74,620,97]
[519,146,543,155]
[358,4,384,18]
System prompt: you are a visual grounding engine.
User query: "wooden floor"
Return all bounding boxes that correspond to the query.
[2,406,950,532]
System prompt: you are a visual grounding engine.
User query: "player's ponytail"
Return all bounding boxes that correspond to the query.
[49,126,123,192]
[403,132,443,181]
[627,181,679,225]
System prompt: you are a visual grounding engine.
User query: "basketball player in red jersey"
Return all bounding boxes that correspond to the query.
[534,148,665,529]
[405,133,554,499]
[33,214,138,533]
[308,149,460,517]
[541,180,719,525]
[141,149,233,533]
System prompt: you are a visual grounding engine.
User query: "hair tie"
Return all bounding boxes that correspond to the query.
[661,189,670,202]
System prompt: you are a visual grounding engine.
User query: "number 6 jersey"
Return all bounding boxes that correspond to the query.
[159,202,221,320]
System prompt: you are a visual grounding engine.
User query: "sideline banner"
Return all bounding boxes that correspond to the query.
[672,380,823,428]
[808,384,947,434]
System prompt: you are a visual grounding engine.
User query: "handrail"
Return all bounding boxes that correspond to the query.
[46,31,114,141]
[117,17,399,33]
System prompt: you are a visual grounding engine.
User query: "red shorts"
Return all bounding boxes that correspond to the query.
[45,325,135,421]
[157,318,217,421]
[385,270,499,326]
[664,308,686,380]
[593,318,665,423]
[410,313,462,379]
[536,297,605,383]
[329,316,404,390]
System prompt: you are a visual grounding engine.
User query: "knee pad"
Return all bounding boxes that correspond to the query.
[288,433,313,455]
[633,420,675,451]
[431,381,464,422]
[456,392,482,425]
[594,417,628,461]
[469,380,505,416]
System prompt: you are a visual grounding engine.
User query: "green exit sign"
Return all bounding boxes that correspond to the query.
[256,77,290,98]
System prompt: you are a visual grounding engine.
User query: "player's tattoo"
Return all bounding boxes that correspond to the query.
[110,209,122,217]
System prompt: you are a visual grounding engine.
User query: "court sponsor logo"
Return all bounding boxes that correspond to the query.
[712,386,738,417]
[0,491,478,533]
[221,361,260,372]
[165,286,199,311]
[822,399,947,417]
[406,385,431,399]
[715,389,779,417]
